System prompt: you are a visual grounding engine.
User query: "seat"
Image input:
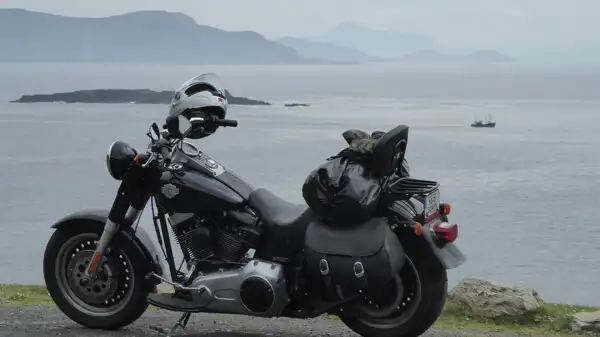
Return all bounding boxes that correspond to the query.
[248,188,313,244]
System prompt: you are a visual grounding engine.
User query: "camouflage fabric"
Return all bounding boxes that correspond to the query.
[340,128,410,177]
[341,129,385,155]
[342,129,371,145]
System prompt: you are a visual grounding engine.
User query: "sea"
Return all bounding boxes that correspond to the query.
[0,62,599,306]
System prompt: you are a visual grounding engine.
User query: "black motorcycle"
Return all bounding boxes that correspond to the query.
[43,114,466,337]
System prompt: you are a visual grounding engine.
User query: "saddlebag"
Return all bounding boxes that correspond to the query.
[303,217,405,300]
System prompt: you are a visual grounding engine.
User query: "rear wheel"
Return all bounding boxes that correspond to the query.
[43,222,153,330]
[341,243,448,337]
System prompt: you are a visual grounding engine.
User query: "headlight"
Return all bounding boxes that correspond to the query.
[106,140,137,180]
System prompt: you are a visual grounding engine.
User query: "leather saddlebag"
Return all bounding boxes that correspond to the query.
[303,217,405,300]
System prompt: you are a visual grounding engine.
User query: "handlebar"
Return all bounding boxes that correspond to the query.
[214,118,238,127]
[189,116,238,128]
[145,116,238,167]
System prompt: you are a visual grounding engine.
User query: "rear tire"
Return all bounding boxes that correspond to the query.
[43,222,153,330]
[341,243,448,337]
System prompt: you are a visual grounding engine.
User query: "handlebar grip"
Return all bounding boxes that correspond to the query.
[217,119,238,127]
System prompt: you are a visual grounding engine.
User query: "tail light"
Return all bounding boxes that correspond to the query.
[439,203,451,215]
[433,222,458,243]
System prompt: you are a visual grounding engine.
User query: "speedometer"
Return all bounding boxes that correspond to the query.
[181,141,200,157]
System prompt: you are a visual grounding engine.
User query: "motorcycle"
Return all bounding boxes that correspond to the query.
[43,114,466,337]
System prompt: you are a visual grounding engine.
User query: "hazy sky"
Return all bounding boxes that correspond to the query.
[1,0,598,53]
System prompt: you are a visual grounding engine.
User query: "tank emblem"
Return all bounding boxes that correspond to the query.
[206,159,218,169]
[161,183,179,199]
[168,163,183,170]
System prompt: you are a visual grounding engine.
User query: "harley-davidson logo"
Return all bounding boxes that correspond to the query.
[161,183,179,199]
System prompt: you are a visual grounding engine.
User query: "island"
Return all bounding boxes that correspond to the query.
[10,89,271,106]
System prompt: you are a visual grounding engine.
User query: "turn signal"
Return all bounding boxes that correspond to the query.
[412,222,422,236]
[433,222,458,243]
[439,203,451,215]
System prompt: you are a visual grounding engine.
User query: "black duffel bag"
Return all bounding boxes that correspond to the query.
[301,154,382,225]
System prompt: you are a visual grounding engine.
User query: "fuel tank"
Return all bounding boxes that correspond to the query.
[157,167,246,214]
[156,143,253,214]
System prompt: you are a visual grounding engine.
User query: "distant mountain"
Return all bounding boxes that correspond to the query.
[311,22,437,58]
[399,50,515,63]
[277,37,380,63]
[0,8,308,64]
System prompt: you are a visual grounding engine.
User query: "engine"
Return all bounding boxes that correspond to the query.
[168,213,260,264]
[166,213,289,317]
[189,259,290,317]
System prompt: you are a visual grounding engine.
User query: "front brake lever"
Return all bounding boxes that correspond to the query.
[141,152,156,168]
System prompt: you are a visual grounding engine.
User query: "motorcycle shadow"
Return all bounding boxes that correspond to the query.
[148,330,312,337]
[54,327,312,337]
[145,326,315,337]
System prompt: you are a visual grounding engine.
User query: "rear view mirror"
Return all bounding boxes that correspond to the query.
[165,115,193,139]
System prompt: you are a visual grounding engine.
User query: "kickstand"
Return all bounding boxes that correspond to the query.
[149,312,192,337]
[167,312,192,337]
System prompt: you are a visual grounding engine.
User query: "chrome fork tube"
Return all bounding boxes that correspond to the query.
[83,206,142,280]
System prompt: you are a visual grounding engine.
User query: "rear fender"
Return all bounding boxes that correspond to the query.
[420,220,466,269]
[390,198,465,269]
[51,209,164,281]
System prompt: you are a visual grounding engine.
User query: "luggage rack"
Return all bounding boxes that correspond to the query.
[385,177,440,200]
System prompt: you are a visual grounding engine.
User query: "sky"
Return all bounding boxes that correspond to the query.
[1,0,598,54]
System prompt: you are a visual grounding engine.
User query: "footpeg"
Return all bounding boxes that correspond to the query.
[147,293,209,313]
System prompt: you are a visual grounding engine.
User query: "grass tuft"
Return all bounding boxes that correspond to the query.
[434,302,600,335]
[0,284,53,306]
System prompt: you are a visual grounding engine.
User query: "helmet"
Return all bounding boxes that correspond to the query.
[169,73,228,139]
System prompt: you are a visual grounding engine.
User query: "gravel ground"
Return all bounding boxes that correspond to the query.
[0,306,532,337]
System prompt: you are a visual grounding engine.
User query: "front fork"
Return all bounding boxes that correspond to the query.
[83,206,143,280]
[83,165,151,281]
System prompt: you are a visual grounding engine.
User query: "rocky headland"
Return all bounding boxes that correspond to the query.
[446,278,600,334]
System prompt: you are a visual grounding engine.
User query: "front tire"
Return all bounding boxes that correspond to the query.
[43,222,153,330]
[341,242,448,337]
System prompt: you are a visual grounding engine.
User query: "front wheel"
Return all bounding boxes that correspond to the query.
[340,243,448,337]
[43,222,153,330]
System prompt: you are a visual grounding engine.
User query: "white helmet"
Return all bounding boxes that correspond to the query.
[169,73,229,139]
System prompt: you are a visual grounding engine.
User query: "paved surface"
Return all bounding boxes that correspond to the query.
[0,306,530,337]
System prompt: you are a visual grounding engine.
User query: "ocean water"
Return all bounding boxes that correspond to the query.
[1,62,599,305]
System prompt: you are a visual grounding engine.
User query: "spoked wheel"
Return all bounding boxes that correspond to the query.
[341,248,448,337]
[44,223,153,330]
[58,234,134,314]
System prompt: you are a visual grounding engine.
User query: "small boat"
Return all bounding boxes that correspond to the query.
[284,103,310,107]
[471,114,496,128]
